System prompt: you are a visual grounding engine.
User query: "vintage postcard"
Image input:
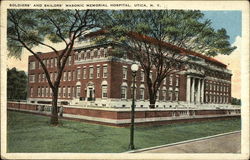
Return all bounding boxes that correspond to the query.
[1,0,249,159]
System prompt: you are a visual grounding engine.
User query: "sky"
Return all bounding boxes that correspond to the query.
[7,10,242,98]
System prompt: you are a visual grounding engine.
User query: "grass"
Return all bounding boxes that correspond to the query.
[7,111,241,153]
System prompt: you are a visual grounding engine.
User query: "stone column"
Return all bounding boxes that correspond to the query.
[197,78,201,103]
[191,77,195,103]
[186,75,191,103]
[201,79,204,103]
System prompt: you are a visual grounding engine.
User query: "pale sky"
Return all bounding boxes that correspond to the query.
[6,11,242,99]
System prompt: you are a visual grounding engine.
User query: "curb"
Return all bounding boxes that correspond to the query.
[126,130,241,153]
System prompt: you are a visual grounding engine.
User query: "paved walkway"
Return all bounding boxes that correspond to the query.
[136,131,241,153]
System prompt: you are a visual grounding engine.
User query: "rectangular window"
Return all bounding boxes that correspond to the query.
[121,87,127,99]
[63,71,67,81]
[102,85,107,98]
[175,91,179,101]
[77,68,81,80]
[76,86,81,98]
[68,87,71,97]
[140,88,144,100]
[169,74,173,86]
[54,58,57,67]
[29,75,35,83]
[90,50,94,59]
[29,61,35,70]
[103,66,108,78]
[97,66,100,78]
[30,87,33,97]
[63,87,66,98]
[156,91,159,100]
[72,71,75,81]
[72,86,75,98]
[122,66,127,79]
[54,72,57,81]
[68,71,71,81]
[68,56,72,65]
[37,87,40,97]
[176,75,179,86]
[42,87,45,97]
[162,90,166,101]
[163,77,166,85]
[50,88,53,97]
[150,71,153,79]
[168,91,172,101]
[141,70,144,82]
[89,67,94,79]
[46,87,49,97]
[83,68,87,79]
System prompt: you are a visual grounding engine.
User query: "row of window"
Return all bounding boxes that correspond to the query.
[205,81,230,92]
[29,65,108,83]
[29,56,73,70]
[204,94,229,104]
[75,47,111,61]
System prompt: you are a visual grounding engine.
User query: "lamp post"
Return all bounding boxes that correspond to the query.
[129,63,139,150]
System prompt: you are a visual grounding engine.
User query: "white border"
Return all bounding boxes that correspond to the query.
[1,1,249,160]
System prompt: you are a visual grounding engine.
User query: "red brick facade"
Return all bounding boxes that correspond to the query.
[27,39,232,108]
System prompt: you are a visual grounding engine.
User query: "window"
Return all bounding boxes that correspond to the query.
[50,88,53,97]
[68,56,72,65]
[139,88,144,100]
[42,73,45,82]
[123,66,127,79]
[30,87,33,97]
[162,90,166,101]
[163,77,166,85]
[63,71,67,81]
[46,87,49,97]
[77,68,81,80]
[68,71,71,81]
[102,85,107,98]
[121,87,127,99]
[169,74,173,86]
[83,68,87,79]
[97,66,100,78]
[72,71,75,81]
[63,87,66,98]
[41,87,44,97]
[175,91,179,101]
[29,61,35,70]
[89,67,94,79]
[176,75,179,86]
[54,72,57,81]
[141,70,144,82]
[50,73,53,81]
[104,48,108,57]
[68,87,71,97]
[76,86,81,98]
[37,87,40,97]
[59,87,61,98]
[168,91,172,101]
[29,75,35,83]
[54,58,57,67]
[72,86,75,98]
[103,66,108,78]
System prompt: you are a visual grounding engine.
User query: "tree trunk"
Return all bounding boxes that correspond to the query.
[50,89,59,125]
[149,96,156,109]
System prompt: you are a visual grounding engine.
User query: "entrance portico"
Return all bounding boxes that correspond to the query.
[186,75,204,104]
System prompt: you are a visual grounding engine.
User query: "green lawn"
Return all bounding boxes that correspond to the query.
[7,111,241,153]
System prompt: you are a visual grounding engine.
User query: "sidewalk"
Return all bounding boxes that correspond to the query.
[132,131,241,153]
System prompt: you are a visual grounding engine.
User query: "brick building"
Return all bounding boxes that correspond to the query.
[27,32,232,109]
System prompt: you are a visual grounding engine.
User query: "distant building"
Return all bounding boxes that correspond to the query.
[27,31,232,109]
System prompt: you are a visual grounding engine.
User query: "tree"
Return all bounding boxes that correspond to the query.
[7,67,28,100]
[100,10,236,108]
[7,9,106,125]
[231,97,241,105]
